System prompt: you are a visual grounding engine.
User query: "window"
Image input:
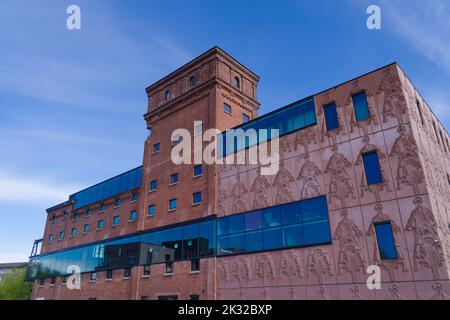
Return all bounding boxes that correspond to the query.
[362,151,383,185]
[352,92,370,121]
[242,114,250,123]
[59,231,65,240]
[124,268,131,278]
[130,210,137,221]
[189,75,197,88]
[143,265,151,276]
[83,224,90,233]
[63,276,68,284]
[48,234,54,242]
[164,90,171,102]
[224,103,232,115]
[194,165,202,177]
[170,173,179,184]
[165,262,174,274]
[232,76,240,90]
[323,103,339,131]
[148,205,156,216]
[194,122,203,137]
[97,219,104,230]
[150,180,157,191]
[191,259,200,272]
[113,215,120,226]
[190,295,200,300]
[152,142,160,154]
[85,208,92,217]
[416,99,425,126]
[73,212,79,221]
[114,198,121,207]
[374,222,398,260]
[132,192,139,201]
[193,192,202,205]
[99,203,106,211]
[39,279,45,286]
[51,277,56,285]
[71,228,77,237]
[106,270,113,280]
[90,272,96,281]
[63,212,67,220]
[169,199,177,211]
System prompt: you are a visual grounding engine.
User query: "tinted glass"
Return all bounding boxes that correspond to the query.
[148,205,155,216]
[375,222,398,260]
[193,192,202,204]
[362,151,383,185]
[324,103,339,131]
[194,165,202,176]
[352,92,370,121]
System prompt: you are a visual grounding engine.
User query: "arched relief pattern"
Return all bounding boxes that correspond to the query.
[324,144,356,208]
[295,126,318,154]
[316,89,347,145]
[296,153,322,199]
[272,160,295,205]
[250,167,271,210]
[280,251,304,280]
[431,282,449,300]
[333,210,366,282]
[389,125,425,195]
[376,65,409,125]
[366,203,409,282]
[306,248,334,285]
[355,135,392,199]
[389,283,407,300]
[254,254,276,281]
[405,197,446,279]
[230,172,248,213]
[230,257,251,283]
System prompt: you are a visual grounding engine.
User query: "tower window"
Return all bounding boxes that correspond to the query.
[352,92,370,121]
[242,114,250,123]
[374,222,398,260]
[193,192,202,205]
[193,165,202,177]
[148,204,156,216]
[224,103,232,115]
[113,215,120,226]
[323,103,339,131]
[130,210,137,221]
[170,173,179,185]
[150,180,157,191]
[189,75,197,88]
[232,76,240,90]
[71,227,77,237]
[362,151,383,185]
[164,90,171,102]
[152,142,160,154]
[83,224,90,233]
[97,219,104,230]
[169,199,177,211]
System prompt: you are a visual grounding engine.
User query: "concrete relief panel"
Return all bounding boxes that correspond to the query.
[374,281,417,300]
[295,150,325,201]
[362,202,413,283]
[338,284,376,300]
[322,142,359,210]
[304,245,337,286]
[306,285,339,300]
[415,281,450,300]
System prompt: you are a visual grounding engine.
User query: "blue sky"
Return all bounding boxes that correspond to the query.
[0,0,449,262]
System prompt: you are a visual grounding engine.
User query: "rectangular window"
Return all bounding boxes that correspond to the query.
[59,231,65,240]
[352,92,370,121]
[165,262,174,274]
[191,259,200,272]
[71,228,77,237]
[83,224,90,233]
[90,272,96,281]
[48,234,54,242]
[130,210,137,221]
[106,270,113,280]
[224,103,232,115]
[148,205,156,216]
[169,199,177,211]
[152,142,160,154]
[132,192,139,201]
[323,103,339,131]
[51,277,56,285]
[190,295,200,300]
[242,114,250,123]
[193,192,202,205]
[362,151,383,185]
[113,215,120,226]
[63,276,68,284]
[170,173,179,184]
[124,268,131,278]
[114,198,121,207]
[143,265,151,276]
[374,222,398,260]
[150,180,157,191]
[194,165,202,177]
[99,203,106,211]
[39,279,45,286]
[97,219,104,230]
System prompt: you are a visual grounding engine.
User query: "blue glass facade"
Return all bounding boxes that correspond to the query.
[27,196,331,280]
[69,166,142,210]
[219,97,316,157]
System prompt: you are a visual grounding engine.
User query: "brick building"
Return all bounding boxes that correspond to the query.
[28,47,450,300]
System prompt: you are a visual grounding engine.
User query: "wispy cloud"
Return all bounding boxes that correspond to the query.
[0,171,80,206]
[381,0,450,75]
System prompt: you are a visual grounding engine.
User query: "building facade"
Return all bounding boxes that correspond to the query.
[28,47,450,300]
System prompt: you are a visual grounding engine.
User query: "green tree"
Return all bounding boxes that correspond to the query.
[0,268,32,300]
